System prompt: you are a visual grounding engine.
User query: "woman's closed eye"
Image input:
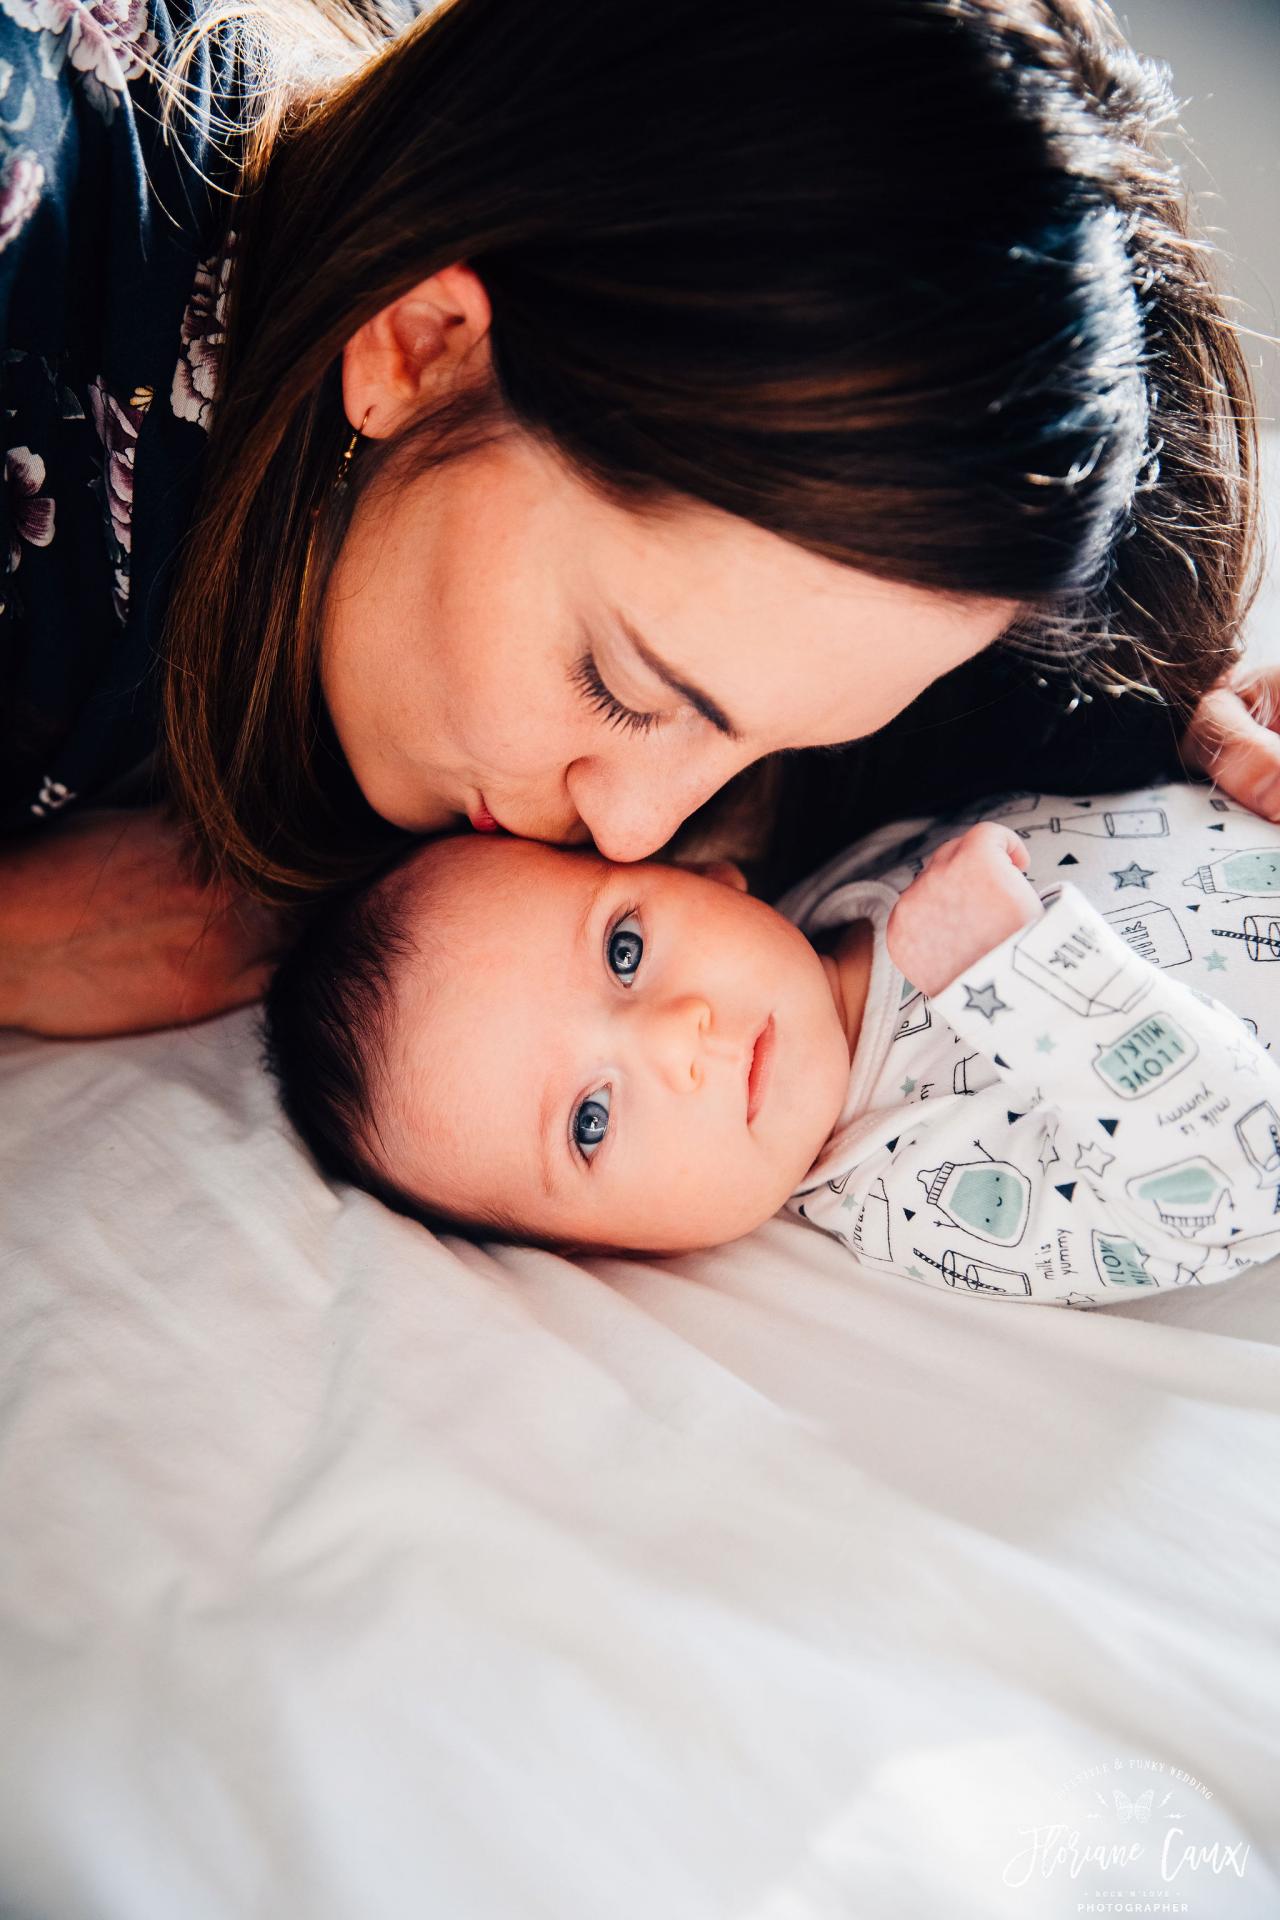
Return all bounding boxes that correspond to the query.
[570,649,664,737]
[571,910,645,1163]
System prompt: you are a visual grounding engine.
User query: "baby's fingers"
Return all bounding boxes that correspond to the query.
[922,834,965,871]
[1004,827,1031,871]
[953,820,1029,871]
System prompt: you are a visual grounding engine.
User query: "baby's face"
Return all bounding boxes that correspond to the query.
[376,836,851,1252]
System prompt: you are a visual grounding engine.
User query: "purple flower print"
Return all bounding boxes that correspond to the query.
[29,772,76,820]
[88,378,152,621]
[0,0,158,118]
[0,150,44,255]
[4,445,55,570]
[170,233,236,432]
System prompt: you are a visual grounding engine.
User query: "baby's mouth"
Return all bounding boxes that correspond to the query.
[746,1016,775,1125]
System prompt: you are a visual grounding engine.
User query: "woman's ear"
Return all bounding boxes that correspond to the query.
[341,263,493,438]
[680,859,749,893]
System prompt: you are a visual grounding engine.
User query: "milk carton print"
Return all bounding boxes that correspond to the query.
[1010,896,1150,1018]
[1104,901,1192,969]
[1236,1102,1280,1186]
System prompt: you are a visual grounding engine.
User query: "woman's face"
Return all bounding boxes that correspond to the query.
[320,429,1019,863]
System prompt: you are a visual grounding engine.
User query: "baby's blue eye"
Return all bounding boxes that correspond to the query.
[608,912,643,985]
[573,1089,611,1159]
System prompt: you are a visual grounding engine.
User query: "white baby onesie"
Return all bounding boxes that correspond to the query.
[776,783,1280,1306]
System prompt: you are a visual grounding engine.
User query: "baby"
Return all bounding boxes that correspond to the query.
[264,783,1280,1304]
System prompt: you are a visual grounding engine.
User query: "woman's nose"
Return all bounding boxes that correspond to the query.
[565,755,731,864]
[649,996,740,1092]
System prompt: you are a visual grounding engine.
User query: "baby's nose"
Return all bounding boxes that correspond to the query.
[651,997,742,1091]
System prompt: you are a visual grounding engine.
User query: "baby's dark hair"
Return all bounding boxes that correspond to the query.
[262,837,533,1245]
[263,842,425,1208]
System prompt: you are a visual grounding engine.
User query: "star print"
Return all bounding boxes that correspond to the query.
[1111,861,1155,890]
[963,981,1009,1022]
[1205,950,1227,973]
[905,1265,927,1281]
[1035,1033,1057,1054]
[1074,1140,1115,1178]
[900,1077,917,1098]
[1228,1039,1259,1077]
[1057,1293,1101,1311]
[1037,1133,1060,1176]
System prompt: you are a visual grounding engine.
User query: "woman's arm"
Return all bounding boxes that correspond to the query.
[0,810,288,1036]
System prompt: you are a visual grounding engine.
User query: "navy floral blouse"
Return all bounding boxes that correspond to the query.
[0,0,245,831]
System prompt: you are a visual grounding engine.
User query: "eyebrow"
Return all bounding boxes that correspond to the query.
[535,867,616,1202]
[617,614,744,742]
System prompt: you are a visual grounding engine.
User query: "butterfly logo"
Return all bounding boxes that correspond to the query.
[1114,1789,1154,1825]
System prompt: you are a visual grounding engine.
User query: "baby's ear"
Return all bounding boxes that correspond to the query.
[679,859,749,893]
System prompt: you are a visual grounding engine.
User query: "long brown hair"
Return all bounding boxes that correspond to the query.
[159,0,1265,900]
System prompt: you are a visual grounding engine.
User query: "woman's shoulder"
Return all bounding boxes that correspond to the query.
[0,0,246,330]
[0,0,251,833]
[0,0,230,155]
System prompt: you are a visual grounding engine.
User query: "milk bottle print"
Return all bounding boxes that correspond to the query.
[1184,848,1280,898]
[919,1152,1032,1246]
[1016,806,1167,840]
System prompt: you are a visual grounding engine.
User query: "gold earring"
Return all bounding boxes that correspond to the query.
[334,407,373,494]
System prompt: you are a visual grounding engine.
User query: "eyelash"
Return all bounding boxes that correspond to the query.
[570,649,663,737]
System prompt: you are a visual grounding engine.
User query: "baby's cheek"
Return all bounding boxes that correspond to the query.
[642,1155,770,1251]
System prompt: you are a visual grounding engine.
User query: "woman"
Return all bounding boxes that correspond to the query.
[0,0,1275,1036]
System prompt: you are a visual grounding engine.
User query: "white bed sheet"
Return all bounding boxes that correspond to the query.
[2,1003,1278,1920]
[2,434,1278,1919]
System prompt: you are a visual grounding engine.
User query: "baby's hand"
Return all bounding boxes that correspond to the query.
[886,822,1044,996]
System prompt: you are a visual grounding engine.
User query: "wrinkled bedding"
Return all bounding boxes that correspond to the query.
[1,1002,1278,1919]
[2,435,1278,1920]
